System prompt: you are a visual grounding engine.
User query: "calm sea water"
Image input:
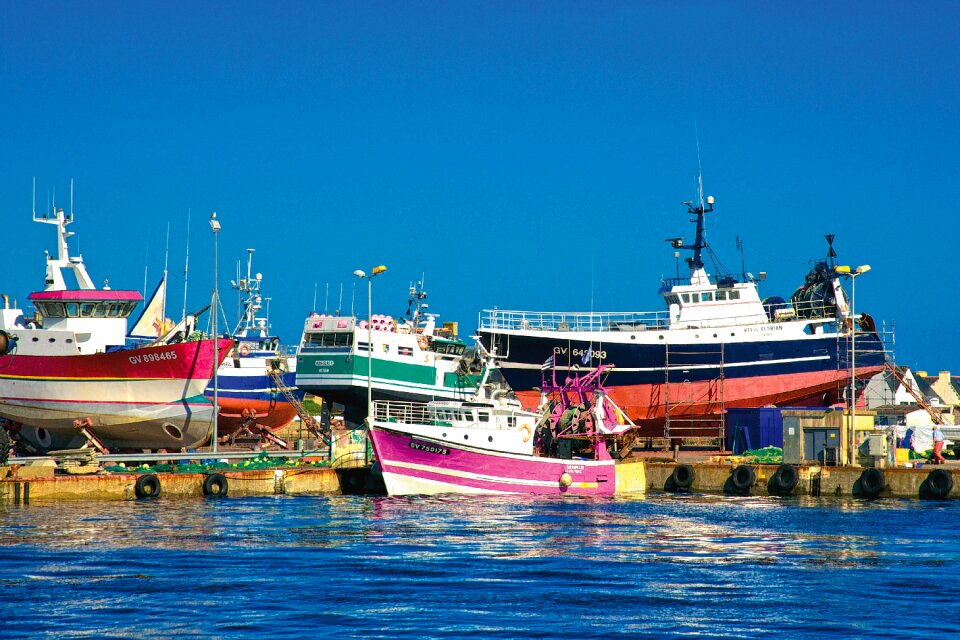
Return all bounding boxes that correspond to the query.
[1,493,958,640]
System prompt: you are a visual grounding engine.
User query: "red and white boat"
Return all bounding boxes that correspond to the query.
[369,354,631,497]
[0,198,231,451]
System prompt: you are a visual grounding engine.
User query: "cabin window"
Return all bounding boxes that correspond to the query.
[681,293,690,303]
[478,412,490,423]
[39,302,66,317]
[80,303,99,318]
[64,303,79,317]
[303,332,354,348]
[507,417,516,428]
[691,293,700,303]
[715,290,727,301]
[106,303,123,317]
[398,346,413,357]
[729,290,741,300]
[701,292,713,302]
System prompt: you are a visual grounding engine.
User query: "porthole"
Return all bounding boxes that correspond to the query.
[464,434,469,440]
[32,337,39,342]
[713,334,717,338]
[442,433,447,438]
[66,338,73,343]
[48,337,55,343]
[659,335,664,340]
[695,334,699,338]
[631,335,636,340]
[488,435,493,442]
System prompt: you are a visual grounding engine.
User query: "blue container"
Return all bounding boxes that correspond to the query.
[726,408,786,454]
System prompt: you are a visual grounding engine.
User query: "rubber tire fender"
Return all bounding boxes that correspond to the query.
[731,465,756,492]
[670,464,695,490]
[202,473,229,498]
[134,474,162,499]
[768,464,799,495]
[857,468,885,498]
[923,468,953,500]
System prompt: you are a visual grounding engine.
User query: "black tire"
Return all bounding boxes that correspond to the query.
[202,473,228,498]
[134,474,161,499]
[857,468,885,498]
[670,464,695,490]
[731,465,756,491]
[768,464,799,496]
[922,468,953,500]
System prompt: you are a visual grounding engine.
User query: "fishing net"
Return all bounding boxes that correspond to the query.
[729,446,783,464]
[103,451,330,474]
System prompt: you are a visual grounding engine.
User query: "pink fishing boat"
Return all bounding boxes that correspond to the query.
[0,194,231,452]
[369,355,633,496]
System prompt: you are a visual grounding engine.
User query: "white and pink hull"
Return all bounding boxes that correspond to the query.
[370,425,616,496]
[0,338,233,450]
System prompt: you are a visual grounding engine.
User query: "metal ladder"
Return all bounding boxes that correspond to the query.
[884,362,944,425]
[267,366,330,444]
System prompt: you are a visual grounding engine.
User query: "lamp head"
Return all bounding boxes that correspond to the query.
[209,211,221,233]
[855,264,872,274]
[353,269,366,279]
[372,265,387,276]
[835,265,851,275]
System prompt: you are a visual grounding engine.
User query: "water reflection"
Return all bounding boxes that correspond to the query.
[0,494,957,639]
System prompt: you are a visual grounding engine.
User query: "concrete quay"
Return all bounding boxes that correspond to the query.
[2,460,957,503]
[0,464,381,504]
[637,461,958,499]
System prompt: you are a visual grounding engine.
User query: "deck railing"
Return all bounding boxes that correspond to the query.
[479,309,671,332]
[480,300,841,332]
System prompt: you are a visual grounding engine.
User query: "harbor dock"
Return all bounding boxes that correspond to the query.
[3,458,955,503]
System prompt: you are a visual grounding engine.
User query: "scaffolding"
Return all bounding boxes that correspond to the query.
[663,340,726,444]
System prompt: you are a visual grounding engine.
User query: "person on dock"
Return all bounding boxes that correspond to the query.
[932,424,946,464]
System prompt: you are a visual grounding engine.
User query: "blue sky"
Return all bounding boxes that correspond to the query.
[1,1,957,372]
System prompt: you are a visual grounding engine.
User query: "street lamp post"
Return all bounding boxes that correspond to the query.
[210,212,221,453]
[353,266,387,423]
[836,264,871,466]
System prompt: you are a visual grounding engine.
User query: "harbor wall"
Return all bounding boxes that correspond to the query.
[0,466,345,503]
[634,462,958,499]
[2,461,957,502]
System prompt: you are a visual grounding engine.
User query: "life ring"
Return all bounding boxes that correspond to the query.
[767,464,799,496]
[856,468,885,498]
[417,336,429,350]
[519,425,532,443]
[921,468,953,500]
[134,474,161,499]
[238,344,250,356]
[202,473,228,498]
[729,464,756,493]
[668,464,695,491]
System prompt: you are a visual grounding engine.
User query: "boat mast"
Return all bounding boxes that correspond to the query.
[181,208,191,325]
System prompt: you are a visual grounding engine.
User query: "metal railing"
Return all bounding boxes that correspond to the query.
[479,309,671,332]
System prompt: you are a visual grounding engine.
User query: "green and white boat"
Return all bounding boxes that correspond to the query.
[295,283,482,425]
